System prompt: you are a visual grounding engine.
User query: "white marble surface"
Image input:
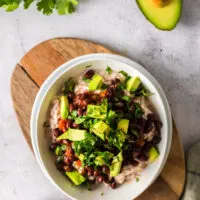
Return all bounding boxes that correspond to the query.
[0,0,200,199]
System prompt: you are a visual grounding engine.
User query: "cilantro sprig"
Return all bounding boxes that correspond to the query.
[0,0,79,15]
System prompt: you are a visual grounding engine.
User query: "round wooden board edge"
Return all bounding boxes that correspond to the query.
[10,37,186,200]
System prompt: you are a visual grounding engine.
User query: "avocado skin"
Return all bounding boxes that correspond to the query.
[136,0,182,31]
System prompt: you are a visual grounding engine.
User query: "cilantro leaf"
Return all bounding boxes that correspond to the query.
[134,103,144,118]
[37,0,55,15]
[1,1,20,12]
[75,116,87,125]
[107,130,126,150]
[0,0,79,15]
[106,66,112,74]
[72,133,97,155]
[24,0,34,9]
[122,95,131,102]
[56,0,78,15]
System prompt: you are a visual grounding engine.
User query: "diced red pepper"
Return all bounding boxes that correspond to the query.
[58,119,67,132]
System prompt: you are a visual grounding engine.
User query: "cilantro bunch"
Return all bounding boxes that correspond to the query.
[0,0,79,15]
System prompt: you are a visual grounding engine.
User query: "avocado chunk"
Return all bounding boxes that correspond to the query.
[60,95,69,119]
[149,147,159,163]
[110,152,123,177]
[117,119,129,134]
[126,77,141,92]
[65,170,86,185]
[136,0,182,31]
[92,121,110,141]
[87,101,107,119]
[57,128,86,141]
[88,74,103,91]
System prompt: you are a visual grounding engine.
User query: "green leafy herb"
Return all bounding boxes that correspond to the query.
[134,84,153,97]
[56,155,64,164]
[101,192,104,196]
[55,146,63,156]
[0,0,79,15]
[134,103,144,118]
[85,65,92,68]
[105,110,117,125]
[136,177,140,182]
[72,133,97,155]
[75,116,87,125]
[107,130,126,150]
[82,77,90,83]
[101,83,108,89]
[122,95,131,102]
[106,66,112,74]
[62,78,76,94]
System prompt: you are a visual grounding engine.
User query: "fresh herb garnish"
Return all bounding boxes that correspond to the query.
[106,66,112,74]
[134,103,144,118]
[122,95,131,102]
[82,76,90,83]
[136,177,140,182]
[62,77,76,94]
[0,0,79,15]
[107,130,126,150]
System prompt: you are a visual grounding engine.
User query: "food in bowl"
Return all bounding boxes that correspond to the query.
[45,66,162,190]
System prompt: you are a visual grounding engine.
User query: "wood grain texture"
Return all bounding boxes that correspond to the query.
[11,38,185,200]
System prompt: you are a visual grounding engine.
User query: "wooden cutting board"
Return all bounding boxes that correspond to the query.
[11,38,185,200]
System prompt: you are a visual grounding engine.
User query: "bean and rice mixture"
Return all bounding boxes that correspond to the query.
[45,66,162,190]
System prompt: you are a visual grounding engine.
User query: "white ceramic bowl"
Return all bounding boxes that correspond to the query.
[31,54,172,200]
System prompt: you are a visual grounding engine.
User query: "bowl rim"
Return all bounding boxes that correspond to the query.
[31,53,172,200]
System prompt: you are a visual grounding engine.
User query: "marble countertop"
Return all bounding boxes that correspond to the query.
[0,0,200,199]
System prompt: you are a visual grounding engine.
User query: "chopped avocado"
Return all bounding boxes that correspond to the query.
[60,95,69,119]
[92,121,110,141]
[57,128,86,141]
[136,0,182,31]
[65,170,86,185]
[88,74,103,91]
[149,147,159,163]
[87,103,107,119]
[110,152,123,177]
[117,119,129,133]
[126,77,141,92]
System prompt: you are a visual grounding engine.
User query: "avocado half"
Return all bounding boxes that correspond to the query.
[136,0,182,31]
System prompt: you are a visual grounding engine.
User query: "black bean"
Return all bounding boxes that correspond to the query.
[52,128,61,137]
[110,180,117,189]
[131,160,139,167]
[64,156,71,165]
[93,170,100,177]
[138,154,148,161]
[49,143,57,151]
[154,120,163,130]
[114,102,124,108]
[86,166,94,176]
[62,139,71,146]
[77,108,83,116]
[152,135,161,145]
[67,92,75,101]
[69,104,74,113]
[96,175,104,183]
[84,70,95,79]
[72,122,79,129]
[56,162,64,171]
[63,165,73,172]
[102,166,110,174]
